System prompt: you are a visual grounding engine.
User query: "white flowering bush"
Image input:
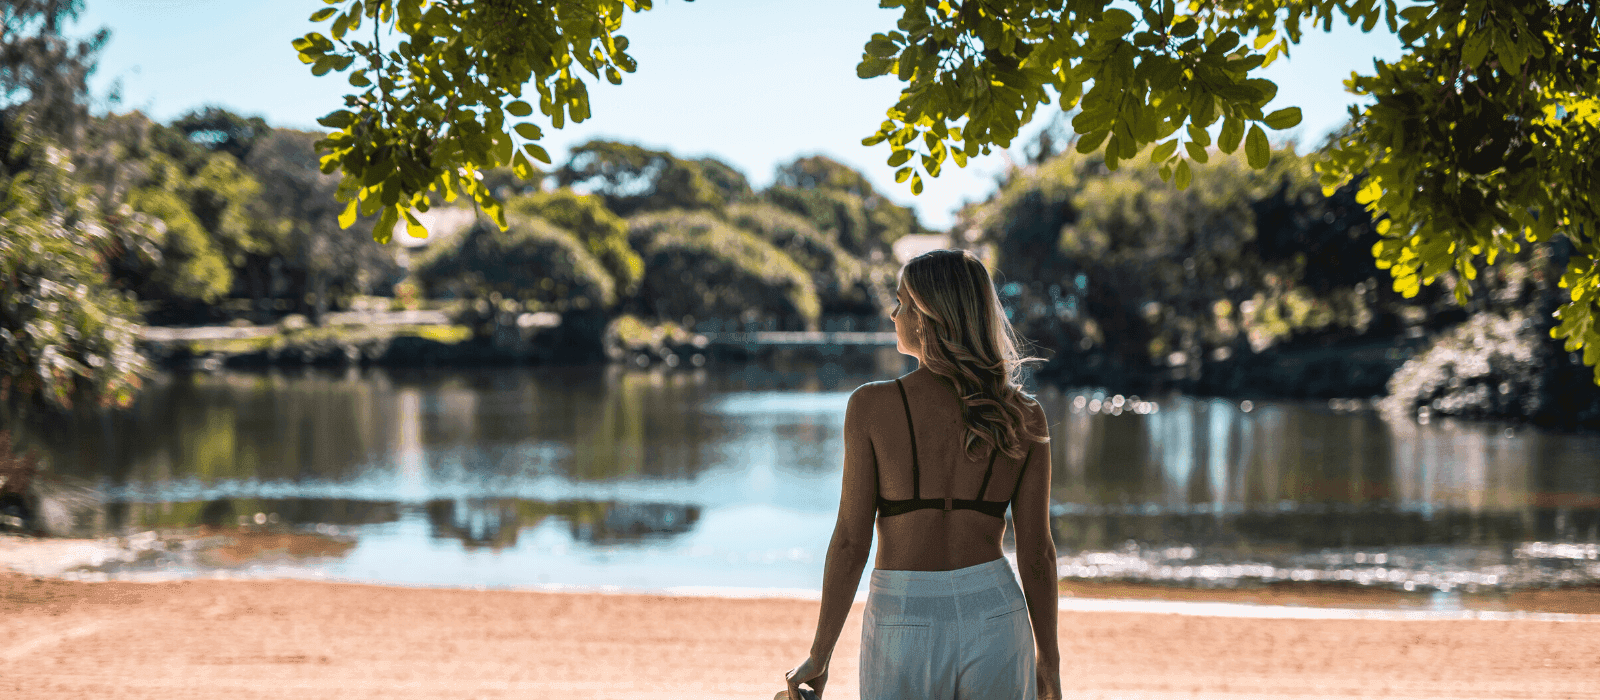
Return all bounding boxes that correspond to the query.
[0,135,150,409]
[1382,312,1542,421]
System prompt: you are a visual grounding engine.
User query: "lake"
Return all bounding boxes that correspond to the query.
[7,359,1600,598]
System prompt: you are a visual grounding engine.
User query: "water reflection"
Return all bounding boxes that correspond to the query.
[17,364,866,502]
[1039,388,1600,593]
[4,362,1600,594]
[425,498,699,550]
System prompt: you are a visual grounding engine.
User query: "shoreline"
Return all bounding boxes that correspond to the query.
[8,533,1600,620]
[3,572,1599,699]
[1057,579,1600,616]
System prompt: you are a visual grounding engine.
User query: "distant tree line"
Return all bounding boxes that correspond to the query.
[978,121,1600,427]
[410,143,917,358]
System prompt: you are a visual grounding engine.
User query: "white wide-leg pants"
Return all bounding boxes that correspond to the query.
[859,557,1036,700]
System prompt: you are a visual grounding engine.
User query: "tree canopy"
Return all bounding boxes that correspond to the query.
[0,127,148,409]
[0,1,153,410]
[413,211,616,311]
[505,188,643,298]
[554,140,726,216]
[980,140,1420,392]
[626,210,823,331]
[295,0,1600,383]
[0,0,105,140]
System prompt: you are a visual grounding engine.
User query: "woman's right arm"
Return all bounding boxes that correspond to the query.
[1012,404,1060,699]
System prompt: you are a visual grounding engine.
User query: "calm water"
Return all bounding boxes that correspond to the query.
[7,360,1600,596]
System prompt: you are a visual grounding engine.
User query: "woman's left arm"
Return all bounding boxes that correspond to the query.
[788,387,878,695]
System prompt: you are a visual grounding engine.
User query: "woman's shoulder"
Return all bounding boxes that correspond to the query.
[842,380,898,430]
[1017,393,1049,438]
[849,379,898,403]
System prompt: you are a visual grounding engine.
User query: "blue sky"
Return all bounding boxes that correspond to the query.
[77,0,1404,230]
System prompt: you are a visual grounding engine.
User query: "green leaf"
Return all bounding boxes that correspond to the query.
[1184,141,1209,163]
[1075,129,1110,154]
[857,57,893,79]
[493,130,513,165]
[1186,123,1211,146]
[1461,30,1491,69]
[338,198,359,229]
[309,7,337,21]
[508,148,534,180]
[1101,9,1137,34]
[374,205,399,245]
[1218,116,1244,153]
[910,172,923,195]
[1072,107,1114,134]
[1191,92,1216,127]
[380,180,402,206]
[523,143,551,164]
[1174,158,1192,189]
[1261,42,1283,68]
[888,149,912,167]
[317,110,356,129]
[866,35,898,58]
[1211,30,1240,55]
[403,208,429,239]
[1244,124,1270,168]
[1264,107,1302,130]
[507,100,533,117]
[1171,16,1198,38]
[1150,138,1178,163]
[514,123,542,139]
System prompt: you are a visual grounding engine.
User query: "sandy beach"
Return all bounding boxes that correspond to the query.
[2,570,1598,700]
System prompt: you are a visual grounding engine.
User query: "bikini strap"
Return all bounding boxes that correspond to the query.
[895,379,920,500]
[975,443,1000,500]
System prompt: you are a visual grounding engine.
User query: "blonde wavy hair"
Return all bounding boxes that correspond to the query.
[899,249,1048,460]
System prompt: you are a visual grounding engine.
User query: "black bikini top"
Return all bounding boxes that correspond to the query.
[876,378,1030,519]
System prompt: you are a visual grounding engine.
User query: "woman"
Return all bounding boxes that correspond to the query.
[786,249,1061,700]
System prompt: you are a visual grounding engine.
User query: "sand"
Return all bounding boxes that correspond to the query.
[3,572,1599,700]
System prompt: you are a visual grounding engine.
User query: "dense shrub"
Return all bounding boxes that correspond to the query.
[726,202,889,315]
[0,132,148,409]
[413,213,616,312]
[1381,312,1542,421]
[766,155,921,257]
[1381,286,1600,428]
[507,189,642,299]
[627,210,821,331]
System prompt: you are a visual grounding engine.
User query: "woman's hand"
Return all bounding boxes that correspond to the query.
[784,654,828,699]
[1036,662,1063,700]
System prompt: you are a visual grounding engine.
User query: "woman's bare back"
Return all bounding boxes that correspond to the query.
[853,367,1045,571]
